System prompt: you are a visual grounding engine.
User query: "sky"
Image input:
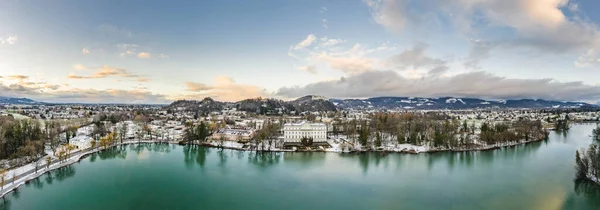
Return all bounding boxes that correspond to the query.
[1,0,600,104]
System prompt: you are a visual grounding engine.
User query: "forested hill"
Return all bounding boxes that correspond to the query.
[165,95,338,114]
[0,97,42,105]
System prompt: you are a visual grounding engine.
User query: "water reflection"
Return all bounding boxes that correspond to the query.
[562,180,600,208]
[248,152,281,169]
[217,149,228,170]
[183,145,209,169]
[0,198,10,210]
[422,139,545,172]
[283,152,326,166]
[53,165,76,182]
[98,146,128,160]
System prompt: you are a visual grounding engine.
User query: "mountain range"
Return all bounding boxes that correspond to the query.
[0,96,597,111]
[330,96,594,110]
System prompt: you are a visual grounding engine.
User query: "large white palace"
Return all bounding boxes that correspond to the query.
[282,121,327,143]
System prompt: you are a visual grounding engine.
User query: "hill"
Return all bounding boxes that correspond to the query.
[166,95,338,114]
[0,97,42,105]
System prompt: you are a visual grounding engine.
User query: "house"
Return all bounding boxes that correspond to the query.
[282,121,327,143]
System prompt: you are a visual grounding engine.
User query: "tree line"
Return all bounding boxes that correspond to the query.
[593,125,600,141]
[0,116,45,160]
[575,144,600,184]
[331,112,547,150]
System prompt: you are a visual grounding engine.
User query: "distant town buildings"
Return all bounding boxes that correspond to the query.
[211,126,255,142]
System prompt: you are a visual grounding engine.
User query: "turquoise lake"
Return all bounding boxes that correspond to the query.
[2,124,600,210]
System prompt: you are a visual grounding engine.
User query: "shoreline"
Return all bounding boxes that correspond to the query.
[0,136,547,198]
[0,140,174,199]
[199,136,547,154]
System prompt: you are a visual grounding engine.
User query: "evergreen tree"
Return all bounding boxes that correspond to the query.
[593,125,600,141]
[575,150,589,180]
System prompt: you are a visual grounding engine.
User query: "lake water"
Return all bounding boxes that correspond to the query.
[2,124,600,210]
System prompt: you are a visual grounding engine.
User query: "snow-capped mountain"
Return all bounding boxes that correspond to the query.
[329,97,595,110]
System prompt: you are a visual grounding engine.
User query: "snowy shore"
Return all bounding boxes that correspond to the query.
[0,140,173,198]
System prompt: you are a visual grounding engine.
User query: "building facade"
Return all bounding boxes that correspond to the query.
[211,126,255,142]
[283,121,327,143]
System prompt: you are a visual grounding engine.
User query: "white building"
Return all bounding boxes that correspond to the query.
[283,121,327,143]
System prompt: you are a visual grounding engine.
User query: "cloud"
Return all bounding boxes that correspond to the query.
[137,52,152,59]
[575,49,600,68]
[73,64,89,70]
[136,78,151,83]
[67,65,140,79]
[82,48,90,54]
[0,36,18,45]
[364,0,410,34]
[293,34,317,50]
[0,76,168,104]
[185,82,212,91]
[318,37,345,48]
[322,19,328,29]
[117,44,139,49]
[320,7,328,13]
[116,44,163,59]
[289,35,395,75]
[317,52,374,74]
[276,70,600,101]
[2,75,29,80]
[464,39,494,69]
[178,76,269,102]
[298,65,317,74]
[120,50,135,57]
[385,42,446,70]
[364,0,600,64]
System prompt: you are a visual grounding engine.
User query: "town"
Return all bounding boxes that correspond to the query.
[1,96,600,196]
[1,97,599,155]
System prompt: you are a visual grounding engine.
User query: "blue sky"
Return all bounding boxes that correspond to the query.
[1,0,600,103]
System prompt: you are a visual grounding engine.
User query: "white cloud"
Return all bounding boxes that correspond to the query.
[320,7,328,13]
[289,35,401,75]
[159,53,170,59]
[575,49,600,68]
[322,19,328,29]
[117,44,139,49]
[120,50,135,57]
[298,65,317,74]
[82,48,90,54]
[318,37,345,48]
[293,34,317,50]
[0,36,18,45]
